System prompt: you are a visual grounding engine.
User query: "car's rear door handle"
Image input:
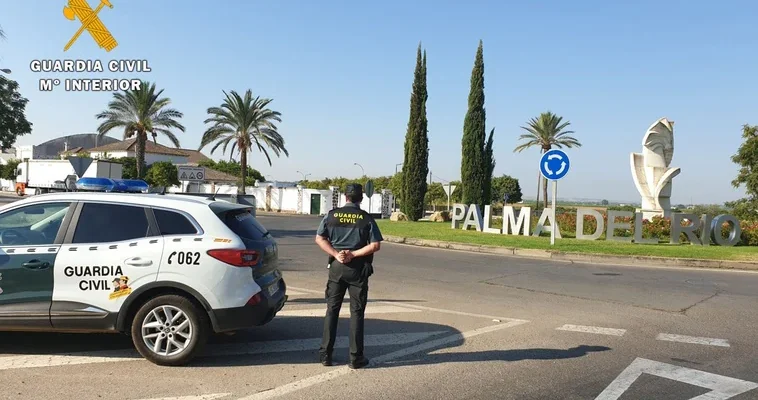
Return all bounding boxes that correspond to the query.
[125,257,153,267]
[22,260,50,270]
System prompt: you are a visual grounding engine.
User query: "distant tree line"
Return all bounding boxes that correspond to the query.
[298,173,522,210]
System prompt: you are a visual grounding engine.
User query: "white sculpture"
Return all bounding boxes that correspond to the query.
[630,117,680,219]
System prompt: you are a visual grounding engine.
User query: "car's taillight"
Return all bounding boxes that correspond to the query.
[207,249,260,267]
[247,293,262,306]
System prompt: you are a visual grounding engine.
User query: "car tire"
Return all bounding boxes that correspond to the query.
[130,294,210,366]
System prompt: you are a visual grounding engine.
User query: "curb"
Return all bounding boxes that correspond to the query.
[383,235,758,271]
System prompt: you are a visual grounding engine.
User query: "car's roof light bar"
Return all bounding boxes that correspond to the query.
[75,178,150,193]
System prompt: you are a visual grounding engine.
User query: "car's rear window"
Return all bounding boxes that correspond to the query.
[223,209,270,240]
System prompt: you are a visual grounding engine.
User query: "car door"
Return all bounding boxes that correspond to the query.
[52,200,164,331]
[0,201,75,329]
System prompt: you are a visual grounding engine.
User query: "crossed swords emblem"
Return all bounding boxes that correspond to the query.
[63,0,118,52]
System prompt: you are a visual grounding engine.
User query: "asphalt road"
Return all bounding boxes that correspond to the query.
[1,210,758,400]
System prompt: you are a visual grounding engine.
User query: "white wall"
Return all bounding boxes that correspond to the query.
[166,183,388,216]
[302,189,332,215]
[145,153,188,165]
[16,145,37,160]
[337,193,383,213]
[281,188,298,211]
[246,186,267,200]
[90,150,129,159]
[0,179,14,192]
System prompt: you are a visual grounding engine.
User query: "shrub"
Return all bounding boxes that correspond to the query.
[740,221,758,246]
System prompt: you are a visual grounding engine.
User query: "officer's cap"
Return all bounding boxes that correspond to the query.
[345,183,363,197]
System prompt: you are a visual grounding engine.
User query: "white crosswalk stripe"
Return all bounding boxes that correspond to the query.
[237,321,529,400]
[0,331,447,371]
[134,394,231,400]
[277,305,420,318]
[556,324,627,336]
[656,333,730,347]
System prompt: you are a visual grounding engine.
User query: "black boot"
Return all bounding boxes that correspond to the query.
[319,353,333,366]
[348,356,369,369]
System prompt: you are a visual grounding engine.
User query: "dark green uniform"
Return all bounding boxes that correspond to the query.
[316,201,383,365]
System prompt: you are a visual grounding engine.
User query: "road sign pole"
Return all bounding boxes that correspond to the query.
[551,179,557,246]
[539,149,569,246]
[443,183,456,212]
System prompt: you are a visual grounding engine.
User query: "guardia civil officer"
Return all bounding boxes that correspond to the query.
[315,183,383,369]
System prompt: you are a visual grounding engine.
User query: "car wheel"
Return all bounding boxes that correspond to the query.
[130,294,210,366]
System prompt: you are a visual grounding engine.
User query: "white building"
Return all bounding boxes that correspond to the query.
[76,139,240,187]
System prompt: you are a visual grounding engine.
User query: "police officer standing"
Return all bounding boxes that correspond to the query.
[315,183,383,369]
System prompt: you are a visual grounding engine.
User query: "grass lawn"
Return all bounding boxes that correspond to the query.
[375,220,758,262]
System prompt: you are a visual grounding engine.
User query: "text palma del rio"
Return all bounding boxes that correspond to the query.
[450,204,742,247]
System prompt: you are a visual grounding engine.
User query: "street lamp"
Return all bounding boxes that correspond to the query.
[392,163,403,211]
[296,170,310,181]
[0,69,11,74]
[354,162,365,177]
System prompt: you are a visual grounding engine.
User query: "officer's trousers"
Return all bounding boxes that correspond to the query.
[319,261,368,361]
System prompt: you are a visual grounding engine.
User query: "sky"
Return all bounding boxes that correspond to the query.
[1,0,756,205]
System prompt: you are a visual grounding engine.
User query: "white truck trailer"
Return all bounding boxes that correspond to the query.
[15,158,123,196]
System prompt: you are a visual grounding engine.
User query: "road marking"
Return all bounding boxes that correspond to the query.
[0,350,134,370]
[656,333,731,347]
[286,286,525,322]
[0,332,446,371]
[135,394,231,400]
[277,305,420,318]
[210,331,447,356]
[284,289,310,296]
[237,320,530,400]
[556,324,626,336]
[595,357,758,399]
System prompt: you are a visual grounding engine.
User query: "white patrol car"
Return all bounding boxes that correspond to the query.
[0,180,287,366]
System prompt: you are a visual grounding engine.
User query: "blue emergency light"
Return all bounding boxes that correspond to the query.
[75,177,115,191]
[113,179,149,193]
[75,178,149,193]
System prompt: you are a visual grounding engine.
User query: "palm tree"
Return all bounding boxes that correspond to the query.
[0,25,5,39]
[200,90,288,194]
[514,111,581,209]
[95,80,185,178]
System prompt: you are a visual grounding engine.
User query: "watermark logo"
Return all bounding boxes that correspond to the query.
[63,0,118,52]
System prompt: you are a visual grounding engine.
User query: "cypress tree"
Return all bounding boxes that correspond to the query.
[461,40,486,208]
[482,127,495,205]
[401,43,429,221]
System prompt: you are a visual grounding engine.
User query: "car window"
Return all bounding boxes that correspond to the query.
[72,202,151,244]
[222,209,269,240]
[153,208,198,235]
[0,202,71,246]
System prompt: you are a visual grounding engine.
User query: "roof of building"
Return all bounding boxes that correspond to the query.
[88,138,189,157]
[61,146,84,155]
[179,149,211,164]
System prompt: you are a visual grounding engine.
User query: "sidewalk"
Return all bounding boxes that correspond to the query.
[383,235,758,271]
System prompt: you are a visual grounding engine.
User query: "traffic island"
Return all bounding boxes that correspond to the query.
[376,220,758,271]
